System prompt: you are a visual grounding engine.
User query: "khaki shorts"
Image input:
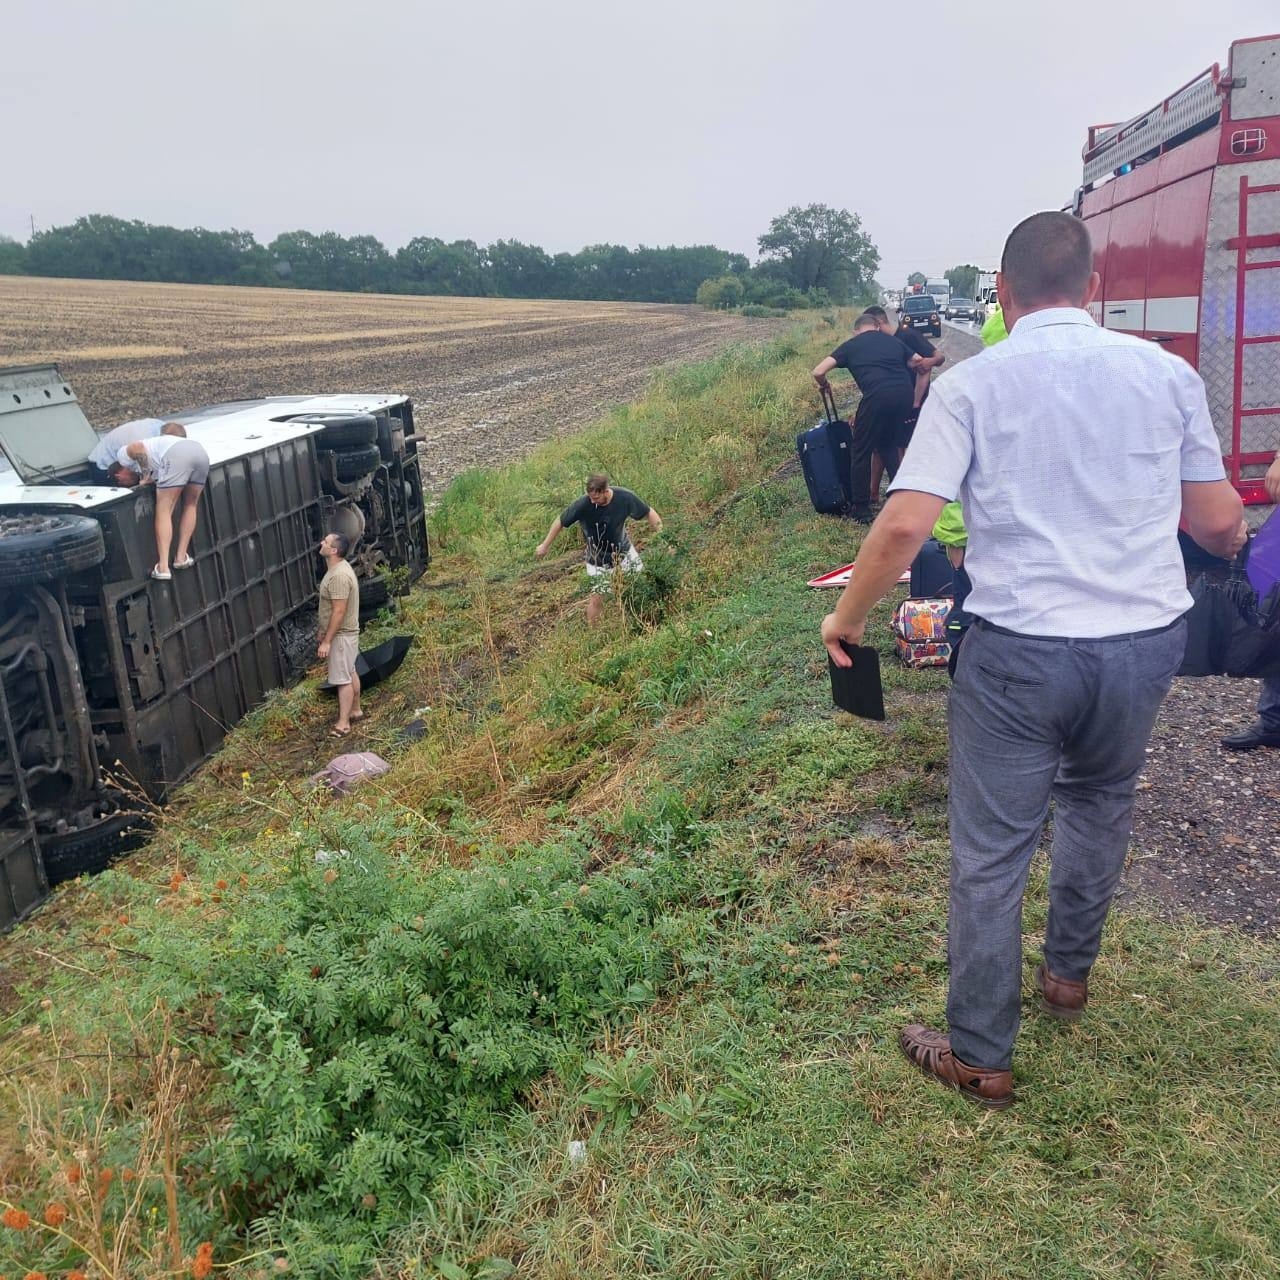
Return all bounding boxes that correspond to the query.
[327,633,359,686]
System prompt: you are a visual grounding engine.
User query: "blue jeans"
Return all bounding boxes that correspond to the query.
[1260,676,1280,732]
[945,618,1186,1069]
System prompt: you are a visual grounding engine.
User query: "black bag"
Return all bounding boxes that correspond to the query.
[797,386,854,515]
[1179,557,1280,678]
[828,642,886,720]
[910,537,956,597]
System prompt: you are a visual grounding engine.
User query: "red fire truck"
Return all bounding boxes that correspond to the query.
[1071,33,1280,511]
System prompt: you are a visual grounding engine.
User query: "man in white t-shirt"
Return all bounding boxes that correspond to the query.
[820,211,1247,1109]
[88,419,184,480]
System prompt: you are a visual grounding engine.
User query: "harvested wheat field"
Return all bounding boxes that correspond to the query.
[0,276,788,492]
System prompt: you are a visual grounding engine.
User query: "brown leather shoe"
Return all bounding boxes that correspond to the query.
[1034,963,1087,1021]
[898,1024,1014,1109]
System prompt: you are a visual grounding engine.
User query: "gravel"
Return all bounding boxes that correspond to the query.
[1122,676,1279,937]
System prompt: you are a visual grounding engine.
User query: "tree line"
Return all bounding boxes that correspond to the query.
[0,203,880,309]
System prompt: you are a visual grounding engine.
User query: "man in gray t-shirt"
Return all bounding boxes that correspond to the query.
[820,212,1247,1110]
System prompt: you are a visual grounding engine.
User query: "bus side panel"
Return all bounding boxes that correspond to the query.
[1200,158,1280,497]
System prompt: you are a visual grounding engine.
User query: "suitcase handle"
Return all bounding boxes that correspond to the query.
[819,383,839,424]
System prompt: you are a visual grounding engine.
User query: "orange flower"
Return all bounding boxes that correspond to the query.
[215,880,229,891]
[23,1272,47,1280]
[191,1241,214,1279]
[1,1207,31,1230]
[69,1272,88,1280]
[169,873,186,892]
[117,915,129,925]
[41,1203,67,1227]
[65,1164,82,1186]
[121,1168,136,1182]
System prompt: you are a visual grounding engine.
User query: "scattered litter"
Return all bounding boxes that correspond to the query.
[314,848,352,864]
[309,751,391,794]
[566,1140,587,1166]
[398,718,429,743]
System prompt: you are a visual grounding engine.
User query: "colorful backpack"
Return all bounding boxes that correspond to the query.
[892,597,953,669]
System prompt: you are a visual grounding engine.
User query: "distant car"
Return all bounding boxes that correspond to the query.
[899,294,941,338]
[944,297,979,321]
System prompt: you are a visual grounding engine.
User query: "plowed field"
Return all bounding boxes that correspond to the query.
[0,276,787,492]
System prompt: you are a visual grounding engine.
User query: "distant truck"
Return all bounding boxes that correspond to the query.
[975,271,998,320]
[1069,31,1279,513]
[0,366,429,927]
[925,278,950,307]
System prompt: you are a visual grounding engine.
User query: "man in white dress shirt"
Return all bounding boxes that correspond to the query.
[821,211,1247,1108]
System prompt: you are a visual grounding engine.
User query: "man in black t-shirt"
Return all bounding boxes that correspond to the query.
[536,472,664,624]
[867,304,947,495]
[812,312,920,521]
[867,304,945,419]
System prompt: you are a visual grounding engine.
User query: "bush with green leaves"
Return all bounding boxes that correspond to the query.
[694,275,745,310]
[150,812,708,1273]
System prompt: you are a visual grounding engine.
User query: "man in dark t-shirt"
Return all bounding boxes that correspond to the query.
[536,472,664,623]
[812,312,920,521]
[867,305,947,495]
[867,304,945,417]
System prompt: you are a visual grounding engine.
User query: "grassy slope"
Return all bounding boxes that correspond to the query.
[1,317,1276,1280]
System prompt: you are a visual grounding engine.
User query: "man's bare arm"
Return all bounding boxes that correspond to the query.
[812,356,838,387]
[536,517,563,557]
[1181,480,1247,559]
[318,596,348,657]
[1265,456,1280,504]
[646,509,663,533]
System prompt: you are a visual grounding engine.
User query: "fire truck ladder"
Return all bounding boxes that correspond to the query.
[1229,174,1280,503]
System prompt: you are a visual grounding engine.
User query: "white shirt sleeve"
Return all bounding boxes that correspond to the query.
[115,445,140,471]
[886,384,974,501]
[1176,363,1227,481]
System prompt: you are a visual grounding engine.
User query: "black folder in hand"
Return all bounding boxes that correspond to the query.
[828,642,886,720]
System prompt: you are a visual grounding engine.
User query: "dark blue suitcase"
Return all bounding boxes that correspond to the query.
[797,386,854,515]
[910,537,956,597]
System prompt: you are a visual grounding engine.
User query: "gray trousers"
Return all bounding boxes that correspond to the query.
[946,617,1186,1069]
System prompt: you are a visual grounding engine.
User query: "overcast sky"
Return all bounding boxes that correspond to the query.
[3,0,1275,287]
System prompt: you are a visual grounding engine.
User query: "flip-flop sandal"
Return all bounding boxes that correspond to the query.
[151,565,172,581]
[173,555,195,570]
[330,727,351,738]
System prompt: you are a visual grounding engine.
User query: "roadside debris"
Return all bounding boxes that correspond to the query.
[309,752,391,795]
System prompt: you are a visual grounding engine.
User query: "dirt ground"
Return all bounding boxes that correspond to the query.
[0,276,787,494]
